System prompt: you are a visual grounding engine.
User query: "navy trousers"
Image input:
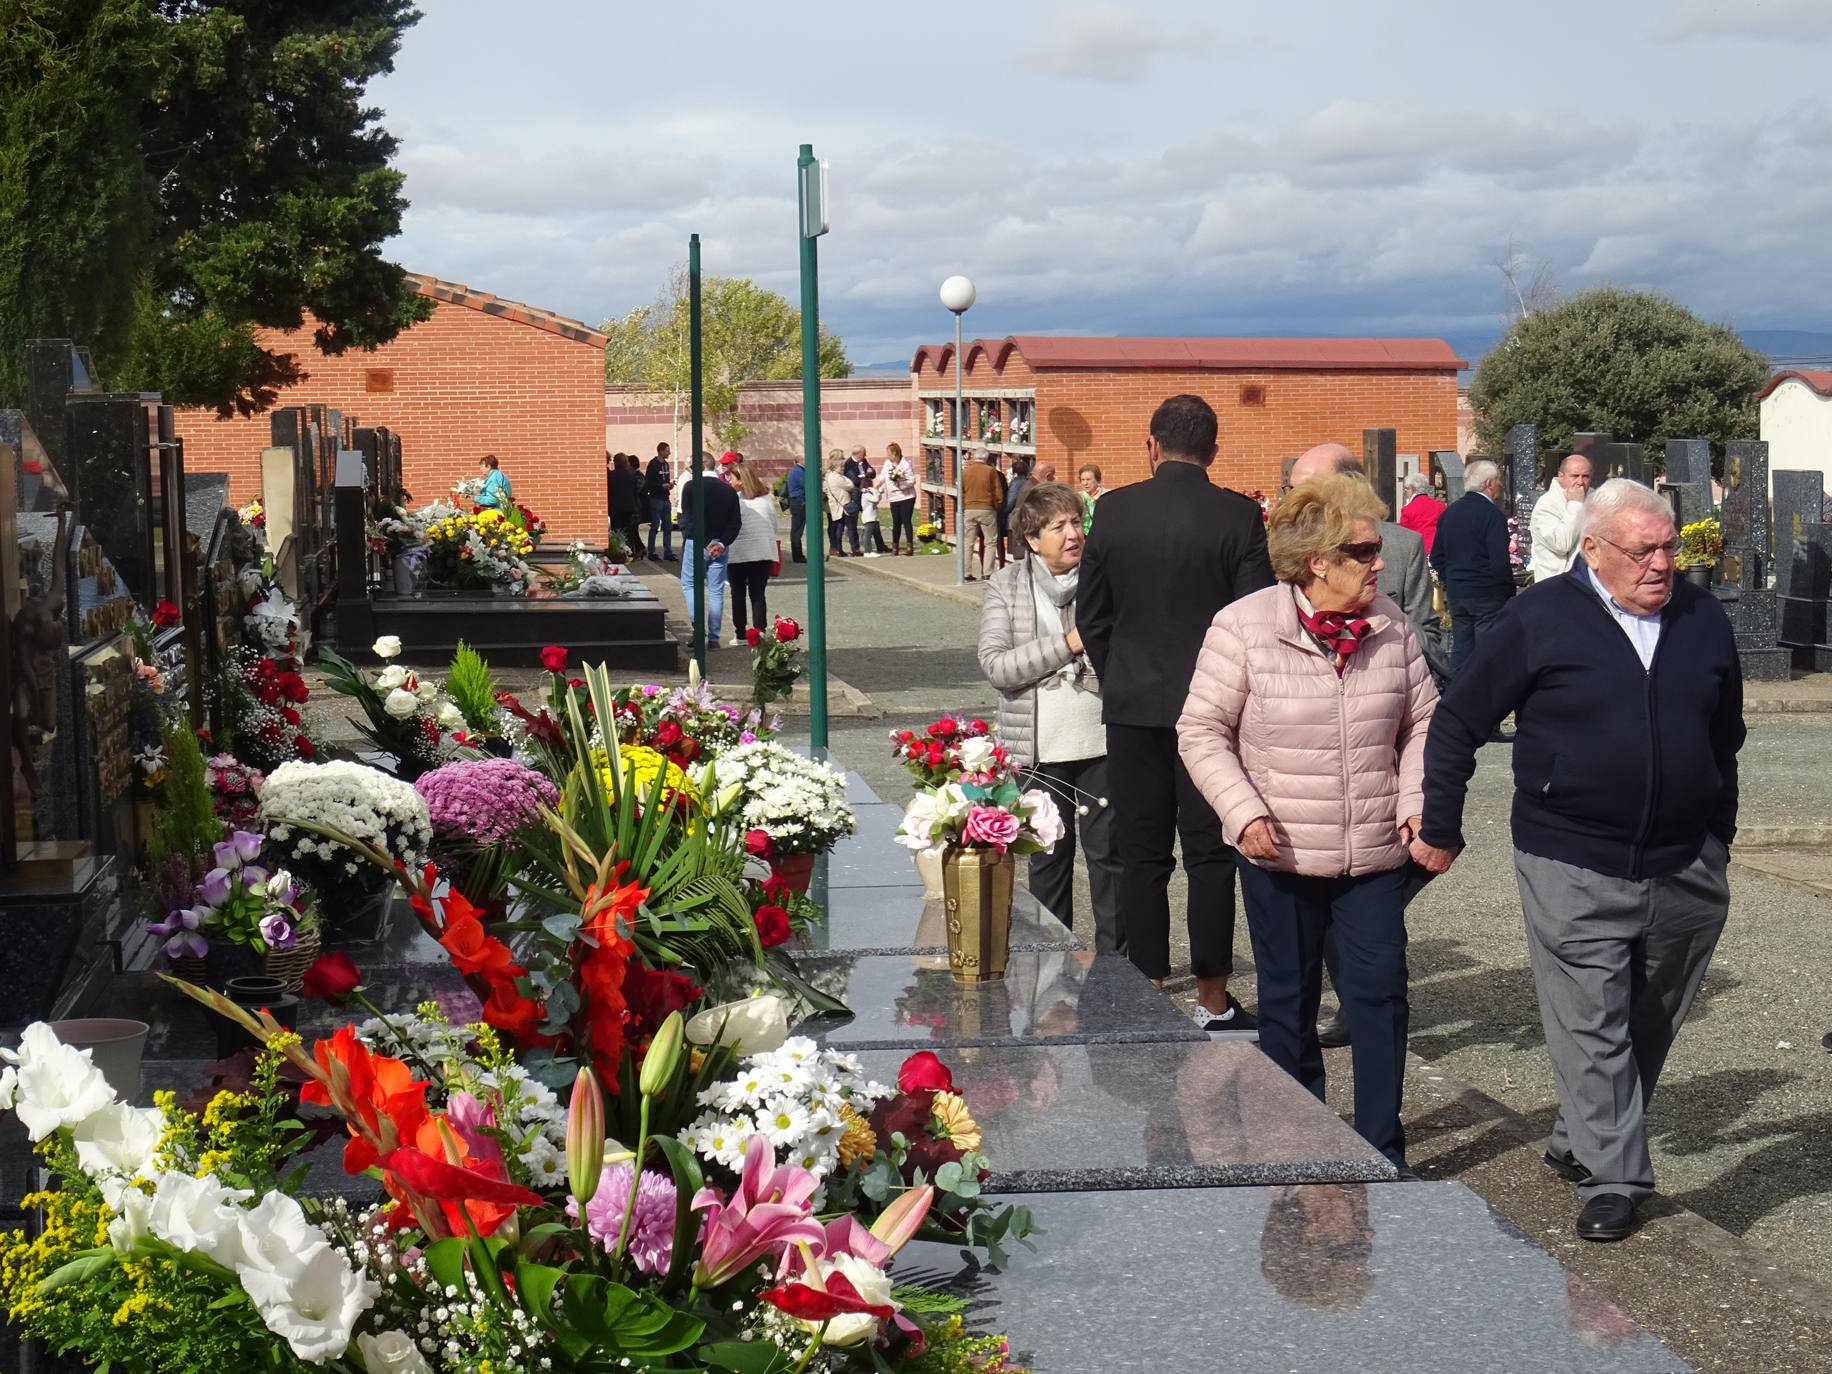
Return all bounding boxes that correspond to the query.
[1236,861,1413,1166]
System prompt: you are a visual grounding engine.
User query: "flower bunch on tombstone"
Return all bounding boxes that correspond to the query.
[892,721,1063,858]
[413,756,559,909]
[317,639,461,779]
[421,507,534,591]
[1678,516,1725,569]
[204,751,265,829]
[600,673,779,770]
[257,758,432,907]
[208,644,321,773]
[146,830,312,958]
[710,740,856,860]
[237,496,266,529]
[890,714,1005,789]
[545,539,632,596]
[1007,416,1031,444]
[746,613,805,711]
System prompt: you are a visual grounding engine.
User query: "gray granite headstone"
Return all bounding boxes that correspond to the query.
[1718,440,1770,590]
[1660,438,1714,528]
[1569,431,1610,470]
[1434,450,1466,501]
[1362,427,1397,514]
[1603,441,1646,485]
[1504,424,1537,570]
[1771,471,1826,601]
[184,472,230,541]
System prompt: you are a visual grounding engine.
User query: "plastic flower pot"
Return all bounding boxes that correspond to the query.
[1683,564,1713,590]
[49,1019,150,1103]
[215,979,299,1058]
[771,851,817,895]
[914,846,946,900]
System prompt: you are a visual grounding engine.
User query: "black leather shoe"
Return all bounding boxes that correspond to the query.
[1575,1194,1636,1242]
[1543,1150,1590,1184]
[1317,1011,1351,1049]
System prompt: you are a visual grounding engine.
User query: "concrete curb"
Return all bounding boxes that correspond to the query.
[1744,695,1832,713]
[837,552,985,610]
[1734,825,1832,847]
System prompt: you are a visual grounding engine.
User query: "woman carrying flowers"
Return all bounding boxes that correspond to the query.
[977,483,1120,953]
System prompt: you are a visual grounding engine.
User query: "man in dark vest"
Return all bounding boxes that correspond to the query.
[1429,458,1514,676]
[1078,394,1275,1032]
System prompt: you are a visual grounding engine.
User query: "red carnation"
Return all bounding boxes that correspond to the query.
[294,735,315,758]
[302,951,363,1002]
[753,904,792,948]
[773,616,801,643]
[151,599,180,629]
[539,645,568,673]
[897,1049,956,1094]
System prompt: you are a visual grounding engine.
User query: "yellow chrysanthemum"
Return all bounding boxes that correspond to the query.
[836,1102,878,1167]
[932,1091,982,1153]
[591,743,699,808]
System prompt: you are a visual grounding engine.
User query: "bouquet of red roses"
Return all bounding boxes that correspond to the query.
[888,715,1009,789]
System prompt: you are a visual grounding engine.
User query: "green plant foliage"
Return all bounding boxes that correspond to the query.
[149,721,221,865]
[447,640,499,733]
[603,270,851,448]
[0,0,431,413]
[1469,286,1770,466]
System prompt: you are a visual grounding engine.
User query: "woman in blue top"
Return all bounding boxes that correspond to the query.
[477,454,514,510]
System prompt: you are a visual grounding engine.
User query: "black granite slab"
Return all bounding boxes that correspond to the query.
[792,884,1082,957]
[899,1183,1691,1373]
[801,950,1204,1050]
[852,1040,1393,1191]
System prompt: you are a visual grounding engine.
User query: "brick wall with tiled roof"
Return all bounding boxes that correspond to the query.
[406,273,609,349]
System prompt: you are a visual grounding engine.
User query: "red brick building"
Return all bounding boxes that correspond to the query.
[908,336,1465,528]
[172,274,610,542]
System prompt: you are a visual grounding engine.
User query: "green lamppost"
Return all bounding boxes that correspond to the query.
[798,145,830,753]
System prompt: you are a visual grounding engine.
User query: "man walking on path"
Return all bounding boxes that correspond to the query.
[784,455,807,563]
[1079,394,1275,1031]
[1414,478,1744,1244]
[1530,453,1592,582]
[677,454,742,647]
[960,449,1005,581]
[1430,459,1515,676]
[644,443,676,561]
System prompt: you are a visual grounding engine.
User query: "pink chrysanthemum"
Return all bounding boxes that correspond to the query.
[567,1166,677,1275]
[415,758,559,847]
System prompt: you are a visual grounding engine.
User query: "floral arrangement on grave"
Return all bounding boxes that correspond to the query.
[508,499,548,547]
[925,408,944,436]
[1006,417,1030,445]
[414,757,559,911]
[746,613,805,711]
[1677,517,1724,569]
[145,829,313,962]
[915,519,948,553]
[596,673,781,772]
[711,739,856,864]
[1507,515,1527,573]
[237,496,266,529]
[892,720,1064,859]
[206,751,265,829]
[258,758,432,909]
[127,606,184,791]
[982,417,1001,442]
[0,997,1034,1373]
[451,475,485,504]
[317,638,462,780]
[546,538,635,596]
[367,504,422,562]
[422,507,535,592]
[208,645,321,773]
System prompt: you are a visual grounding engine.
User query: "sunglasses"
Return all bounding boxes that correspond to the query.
[1337,539,1383,565]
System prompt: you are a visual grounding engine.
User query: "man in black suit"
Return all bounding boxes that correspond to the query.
[1079,394,1276,1031]
[1429,458,1515,676]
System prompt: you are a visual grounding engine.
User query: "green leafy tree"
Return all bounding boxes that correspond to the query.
[1469,286,1769,464]
[0,0,431,414]
[602,268,851,448]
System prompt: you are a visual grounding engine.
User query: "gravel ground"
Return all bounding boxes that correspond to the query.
[351,559,1832,1303]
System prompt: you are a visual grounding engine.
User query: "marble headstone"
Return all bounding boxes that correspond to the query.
[1661,438,1714,528]
[1718,440,1770,590]
[1504,424,1537,569]
[1434,450,1466,501]
[1602,441,1646,485]
[1771,471,1827,602]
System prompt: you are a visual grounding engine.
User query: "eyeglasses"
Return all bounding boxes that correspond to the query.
[1594,534,1680,567]
[1336,539,1382,565]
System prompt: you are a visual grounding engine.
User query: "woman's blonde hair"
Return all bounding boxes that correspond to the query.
[886,441,902,461]
[737,463,770,500]
[1266,474,1387,584]
[826,451,846,472]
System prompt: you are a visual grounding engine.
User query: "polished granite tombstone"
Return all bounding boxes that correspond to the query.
[792,882,1083,957]
[852,1040,1393,1190]
[801,950,1204,1050]
[901,1183,1691,1374]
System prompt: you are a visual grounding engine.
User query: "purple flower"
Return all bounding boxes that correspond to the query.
[240,865,269,889]
[416,758,560,847]
[258,912,295,950]
[213,830,263,870]
[739,731,758,744]
[198,868,232,907]
[640,684,662,698]
[148,907,208,959]
[568,1165,677,1275]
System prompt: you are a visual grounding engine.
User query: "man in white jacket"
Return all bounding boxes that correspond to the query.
[1529,453,1592,581]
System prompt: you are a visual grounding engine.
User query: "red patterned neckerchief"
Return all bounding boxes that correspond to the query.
[1295,598,1371,674]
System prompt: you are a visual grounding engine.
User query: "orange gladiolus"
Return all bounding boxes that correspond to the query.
[574,870,646,1085]
[300,1026,432,1174]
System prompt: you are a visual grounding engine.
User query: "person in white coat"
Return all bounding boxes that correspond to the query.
[724,462,779,644]
[1529,453,1592,581]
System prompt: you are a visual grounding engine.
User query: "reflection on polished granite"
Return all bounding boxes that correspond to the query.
[852,1041,1393,1190]
[792,884,1082,956]
[901,1183,1690,1374]
[800,950,1203,1050]
[822,802,926,889]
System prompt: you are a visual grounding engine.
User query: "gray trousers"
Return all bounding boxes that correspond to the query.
[1514,839,1730,1202]
[1023,756,1124,956]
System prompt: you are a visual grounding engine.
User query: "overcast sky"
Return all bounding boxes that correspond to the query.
[374,0,1832,366]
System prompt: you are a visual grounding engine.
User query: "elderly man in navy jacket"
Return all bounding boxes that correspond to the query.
[1414,479,1745,1244]
[1429,459,1515,675]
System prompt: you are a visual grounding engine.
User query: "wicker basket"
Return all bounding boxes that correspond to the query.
[165,955,208,986]
[263,924,322,994]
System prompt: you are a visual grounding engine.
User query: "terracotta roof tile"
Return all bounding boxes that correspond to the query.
[408,273,608,349]
[912,334,1466,373]
[1756,368,1832,401]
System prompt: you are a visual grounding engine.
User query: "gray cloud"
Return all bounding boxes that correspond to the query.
[1033,3,1208,83]
[1653,0,1832,42]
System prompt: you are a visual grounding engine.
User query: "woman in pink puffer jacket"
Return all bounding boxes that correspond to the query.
[1177,473,1437,1169]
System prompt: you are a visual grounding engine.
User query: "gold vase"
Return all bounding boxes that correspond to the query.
[940,847,1014,982]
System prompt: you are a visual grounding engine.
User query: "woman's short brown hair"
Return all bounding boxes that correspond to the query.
[1266,474,1387,584]
[1013,481,1083,543]
[886,441,902,461]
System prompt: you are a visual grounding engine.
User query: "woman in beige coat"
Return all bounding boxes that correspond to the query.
[1177,473,1437,1168]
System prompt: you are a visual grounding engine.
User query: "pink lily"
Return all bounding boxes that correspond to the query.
[691,1135,826,1289]
[784,1184,935,1280]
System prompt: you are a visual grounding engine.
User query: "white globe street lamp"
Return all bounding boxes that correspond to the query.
[940,275,976,584]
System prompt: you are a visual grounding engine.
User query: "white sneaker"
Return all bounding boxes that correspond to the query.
[863,551,881,558]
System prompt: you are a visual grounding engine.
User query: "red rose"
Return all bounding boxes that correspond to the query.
[151,599,180,629]
[744,828,774,859]
[762,873,793,904]
[654,719,683,749]
[969,719,989,734]
[746,627,763,647]
[302,951,362,1002]
[753,904,792,948]
[539,646,568,672]
[294,735,315,758]
[897,1050,956,1094]
[930,717,958,738]
[623,960,701,1038]
[773,617,801,642]
[567,677,584,689]
[280,706,301,726]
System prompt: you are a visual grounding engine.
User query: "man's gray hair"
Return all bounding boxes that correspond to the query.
[1464,459,1500,489]
[1404,471,1433,494]
[1585,478,1673,539]
[974,448,994,463]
